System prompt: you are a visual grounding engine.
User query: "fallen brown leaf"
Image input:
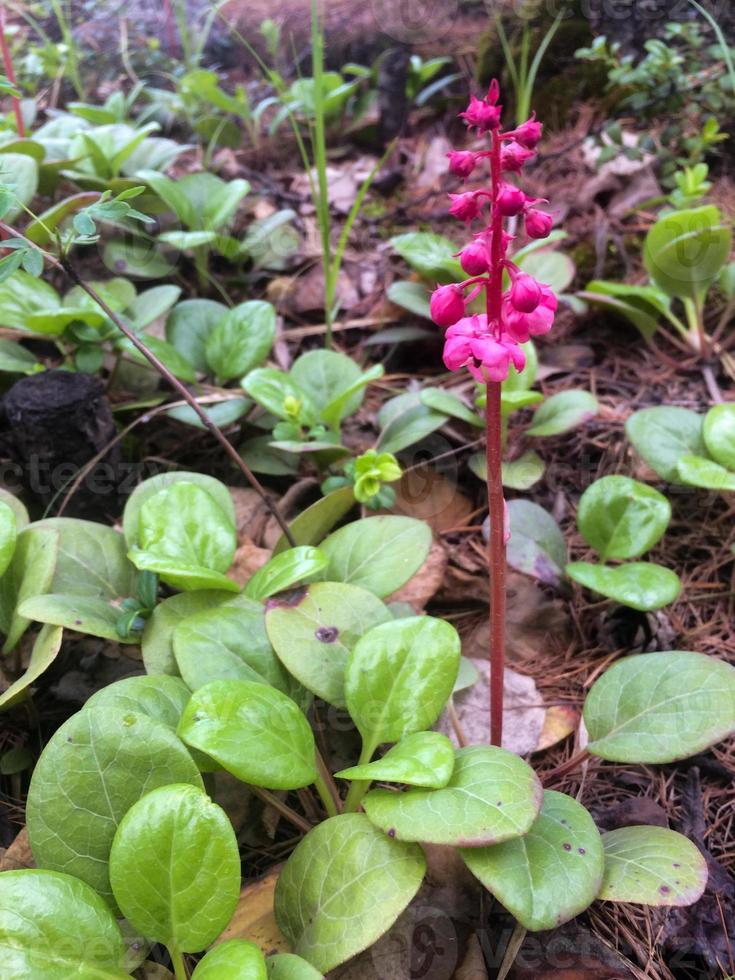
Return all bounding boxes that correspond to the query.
[534,706,580,754]
[388,540,448,610]
[0,826,33,872]
[391,468,474,535]
[229,536,271,588]
[438,659,545,756]
[217,867,291,956]
[506,922,638,979]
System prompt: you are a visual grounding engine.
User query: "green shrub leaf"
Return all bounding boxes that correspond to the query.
[526,390,598,437]
[345,616,460,747]
[461,790,604,931]
[625,406,705,482]
[275,813,425,973]
[565,561,681,611]
[576,475,671,560]
[703,403,735,471]
[584,650,735,762]
[599,826,707,906]
[194,940,268,979]
[265,582,391,706]
[336,732,455,789]
[109,784,240,951]
[178,679,317,789]
[363,745,542,846]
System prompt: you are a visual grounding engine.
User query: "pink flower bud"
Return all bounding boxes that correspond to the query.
[501,140,535,173]
[430,284,466,327]
[447,150,478,180]
[449,191,482,223]
[496,183,527,217]
[512,114,543,150]
[459,95,502,133]
[524,208,553,239]
[509,272,542,313]
[459,240,489,275]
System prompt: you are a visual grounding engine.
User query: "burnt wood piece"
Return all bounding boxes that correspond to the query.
[1,370,122,519]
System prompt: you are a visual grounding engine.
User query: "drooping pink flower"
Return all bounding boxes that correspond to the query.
[524,208,553,239]
[496,183,527,217]
[459,239,489,275]
[510,114,543,150]
[448,191,483,223]
[430,284,466,327]
[459,95,502,133]
[509,272,542,313]
[447,150,479,180]
[500,140,535,172]
[503,286,557,342]
[443,316,525,382]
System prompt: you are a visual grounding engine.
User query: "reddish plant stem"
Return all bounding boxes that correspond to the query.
[486,128,506,747]
[0,6,25,138]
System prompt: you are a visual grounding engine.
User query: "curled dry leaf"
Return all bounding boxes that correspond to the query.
[0,826,33,872]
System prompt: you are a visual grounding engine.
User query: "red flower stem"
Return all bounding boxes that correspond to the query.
[486,127,506,748]
[0,7,25,138]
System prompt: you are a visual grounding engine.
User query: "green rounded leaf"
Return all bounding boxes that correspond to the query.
[703,403,735,471]
[584,650,735,763]
[390,231,462,282]
[336,731,455,788]
[109,784,241,952]
[174,599,293,695]
[315,516,432,598]
[0,153,38,221]
[165,298,229,373]
[130,482,237,592]
[345,616,460,746]
[123,471,236,547]
[469,449,546,489]
[526,390,598,437]
[517,248,575,293]
[600,826,707,906]
[245,547,328,601]
[505,500,566,588]
[266,952,323,979]
[178,679,317,789]
[420,388,483,427]
[0,338,40,374]
[272,486,356,556]
[290,350,363,421]
[0,499,17,577]
[676,454,735,491]
[461,790,604,931]
[31,516,138,599]
[27,707,202,903]
[363,745,543,846]
[205,300,276,381]
[0,624,62,711]
[576,475,671,560]
[644,205,732,301]
[0,526,58,654]
[242,367,317,424]
[18,593,138,643]
[625,406,704,482]
[0,487,29,529]
[85,674,192,729]
[194,940,268,979]
[274,813,426,973]
[265,582,392,706]
[0,869,128,978]
[565,561,681,611]
[142,590,233,675]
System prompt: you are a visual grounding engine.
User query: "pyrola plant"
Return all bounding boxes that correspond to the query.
[431,81,557,746]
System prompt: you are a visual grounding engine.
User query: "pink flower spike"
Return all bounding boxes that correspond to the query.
[509,272,542,313]
[447,150,478,180]
[511,114,543,150]
[430,284,466,327]
[459,239,489,276]
[496,183,527,217]
[459,95,502,133]
[500,141,535,173]
[525,208,553,239]
[469,334,526,382]
[448,191,483,223]
[487,78,500,105]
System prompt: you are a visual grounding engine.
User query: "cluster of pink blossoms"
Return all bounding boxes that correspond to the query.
[430,81,557,383]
